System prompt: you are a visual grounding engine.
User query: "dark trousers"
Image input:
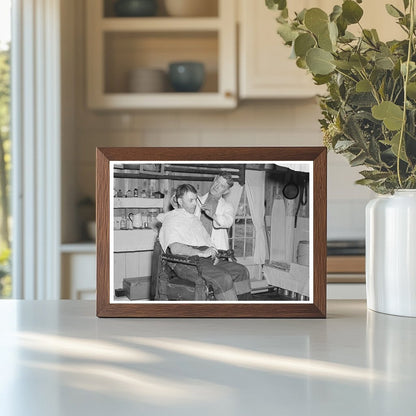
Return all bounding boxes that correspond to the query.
[173,258,251,301]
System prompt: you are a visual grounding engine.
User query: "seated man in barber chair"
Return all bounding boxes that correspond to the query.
[159,184,251,301]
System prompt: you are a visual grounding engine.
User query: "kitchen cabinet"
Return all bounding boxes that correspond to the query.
[238,0,404,99]
[238,0,326,99]
[86,0,237,109]
[61,244,96,300]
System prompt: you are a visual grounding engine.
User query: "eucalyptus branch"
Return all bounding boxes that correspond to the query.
[397,0,415,187]
[390,79,398,102]
[393,85,404,104]
[358,69,381,105]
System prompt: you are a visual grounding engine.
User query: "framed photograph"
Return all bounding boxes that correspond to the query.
[96,147,327,318]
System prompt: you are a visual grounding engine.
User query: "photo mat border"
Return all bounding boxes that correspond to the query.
[109,160,314,305]
[96,147,327,318]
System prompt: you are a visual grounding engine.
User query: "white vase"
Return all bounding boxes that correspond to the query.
[366,189,416,317]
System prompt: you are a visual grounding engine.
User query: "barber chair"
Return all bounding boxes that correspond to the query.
[150,239,237,301]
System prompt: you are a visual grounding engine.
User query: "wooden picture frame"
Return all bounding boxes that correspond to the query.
[96,147,327,318]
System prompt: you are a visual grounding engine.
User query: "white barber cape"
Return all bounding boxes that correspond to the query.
[194,194,234,250]
[159,208,213,253]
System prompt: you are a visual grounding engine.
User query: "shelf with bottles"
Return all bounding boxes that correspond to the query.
[114,206,161,251]
[113,197,164,209]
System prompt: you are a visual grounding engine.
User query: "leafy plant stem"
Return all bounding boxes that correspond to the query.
[359,69,381,104]
[334,68,358,84]
[398,0,415,187]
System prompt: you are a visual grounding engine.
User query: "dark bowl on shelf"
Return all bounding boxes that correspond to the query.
[168,61,205,92]
[114,0,158,17]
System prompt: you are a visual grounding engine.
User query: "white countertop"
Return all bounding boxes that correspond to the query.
[0,300,415,415]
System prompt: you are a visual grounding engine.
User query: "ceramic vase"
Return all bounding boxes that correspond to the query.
[366,190,416,317]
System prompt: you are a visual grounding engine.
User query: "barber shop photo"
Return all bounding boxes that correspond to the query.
[111,163,310,303]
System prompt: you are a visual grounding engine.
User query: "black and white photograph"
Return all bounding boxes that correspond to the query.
[109,161,312,303]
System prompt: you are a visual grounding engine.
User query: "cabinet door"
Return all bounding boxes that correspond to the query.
[239,0,326,99]
[86,0,237,109]
[239,0,404,99]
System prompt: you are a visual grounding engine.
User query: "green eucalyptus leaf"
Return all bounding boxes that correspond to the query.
[276,14,288,24]
[399,14,411,29]
[277,23,299,43]
[333,60,353,70]
[344,114,366,147]
[355,178,378,186]
[334,139,355,151]
[336,15,348,36]
[318,27,334,52]
[371,29,380,42]
[339,31,356,43]
[393,60,402,79]
[369,136,382,163]
[306,48,335,75]
[266,0,287,11]
[296,8,307,23]
[356,79,372,92]
[330,5,343,21]
[342,0,364,24]
[363,29,376,46]
[375,55,395,70]
[328,21,338,44]
[406,82,416,99]
[378,77,386,100]
[388,132,409,162]
[350,152,368,167]
[360,170,391,180]
[350,54,368,70]
[304,8,329,35]
[370,68,385,84]
[294,33,316,58]
[372,101,404,130]
[296,57,308,69]
[385,4,404,18]
[313,74,332,85]
[401,61,416,76]
[281,7,288,19]
[403,0,409,10]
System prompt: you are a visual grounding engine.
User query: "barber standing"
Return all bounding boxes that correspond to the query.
[195,172,235,251]
[161,172,236,250]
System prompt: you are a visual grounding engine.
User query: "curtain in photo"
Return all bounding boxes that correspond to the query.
[245,170,267,264]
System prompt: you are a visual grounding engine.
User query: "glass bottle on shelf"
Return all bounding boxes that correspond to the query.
[117,189,123,198]
[148,209,159,228]
[142,211,149,229]
[133,188,138,197]
[126,189,132,198]
[140,189,147,198]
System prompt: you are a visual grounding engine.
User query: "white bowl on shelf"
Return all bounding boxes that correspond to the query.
[128,68,167,93]
[164,0,218,17]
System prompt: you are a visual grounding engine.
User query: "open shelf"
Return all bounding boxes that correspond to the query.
[104,31,219,94]
[101,17,221,31]
[103,0,219,18]
[86,0,236,109]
